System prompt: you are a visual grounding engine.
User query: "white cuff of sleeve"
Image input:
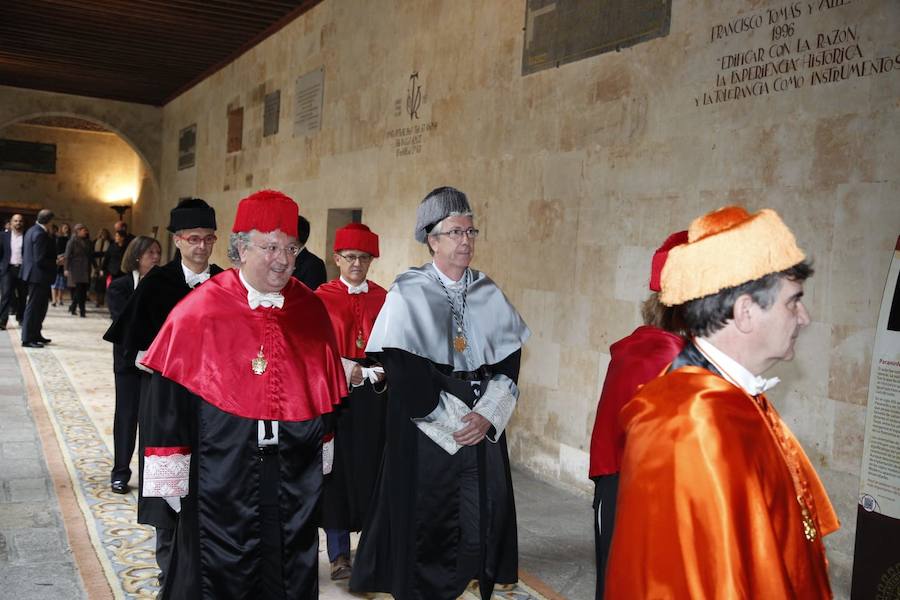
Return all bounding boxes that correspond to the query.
[143,451,190,498]
[135,349,153,373]
[473,375,518,442]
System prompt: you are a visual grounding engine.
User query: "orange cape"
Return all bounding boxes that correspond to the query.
[143,268,347,421]
[606,366,839,599]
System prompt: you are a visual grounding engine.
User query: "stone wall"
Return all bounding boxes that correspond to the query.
[154,0,899,595]
[0,123,146,237]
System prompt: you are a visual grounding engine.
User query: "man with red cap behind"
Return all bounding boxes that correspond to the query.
[314,223,388,581]
[606,206,839,598]
[139,190,347,599]
[587,230,688,600]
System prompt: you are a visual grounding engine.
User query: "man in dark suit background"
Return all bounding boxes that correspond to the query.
[0,213,28,330]
[21,209,56,347]
[291,215,327,290]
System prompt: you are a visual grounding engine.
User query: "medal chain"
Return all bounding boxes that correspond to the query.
[435,268,469,342]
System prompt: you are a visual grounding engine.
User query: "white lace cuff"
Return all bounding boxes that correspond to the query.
[473,374,518,442]
[143,447,190,498]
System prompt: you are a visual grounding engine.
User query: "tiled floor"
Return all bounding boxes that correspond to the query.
[1,303,594,599]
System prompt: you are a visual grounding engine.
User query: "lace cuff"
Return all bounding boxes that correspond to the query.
[143,446,190,498]
[473,374,518,442]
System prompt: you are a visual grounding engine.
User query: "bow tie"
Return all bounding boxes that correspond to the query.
[347,281,368,295]
[186,272,210,288]
[247,289,285,309]
[749,376,780,396]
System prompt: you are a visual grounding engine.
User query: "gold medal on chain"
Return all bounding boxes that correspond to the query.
[251,345,268,375]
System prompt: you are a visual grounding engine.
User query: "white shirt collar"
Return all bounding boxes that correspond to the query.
[695,337,780,396]
[238,269,284,309]
[432,261,466,288]
[340,276,368,294]
[182,262,211,288]
[132,270,141,289]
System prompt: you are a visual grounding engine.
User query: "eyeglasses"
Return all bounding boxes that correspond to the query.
[178,234,217,246]
[337,253,373,264]
[250,243,302,258]
[432,228,480,241]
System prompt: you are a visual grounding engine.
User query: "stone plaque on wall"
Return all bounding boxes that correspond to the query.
[177,124,196,170]
[522,0,671,75]
[264,90,281,137]
[294,67,325,137]
[227,107,243,153]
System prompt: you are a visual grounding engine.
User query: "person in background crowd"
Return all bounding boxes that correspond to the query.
[351,186,530,600]
[315,223,388,581]
[0,213,27,330]
[64,223,93,318]
[51,222,70,307]
[21,209,56,348]
[92,228,111,307]
[291,214,327,290]
[587,230,688,600]
[104,229,128,281]
[606,206,839,598]
[104,198,223,589]
[105,236,161,495]
[139,189,346,599]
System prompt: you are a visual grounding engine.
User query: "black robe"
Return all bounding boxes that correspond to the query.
[350,348,521,600]
[145,374,323,600]
[320,359,387,531]
[103,258,223,528]
[291,247,327,291]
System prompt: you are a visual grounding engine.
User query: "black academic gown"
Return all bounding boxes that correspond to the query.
[103,258,223,528]
[320,363,387,531]
[350,348,521,600]
[291,247,327,290]
[145,374,324,600]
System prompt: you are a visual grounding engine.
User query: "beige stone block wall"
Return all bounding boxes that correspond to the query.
[0,123,147,237]
[156,0,900,594]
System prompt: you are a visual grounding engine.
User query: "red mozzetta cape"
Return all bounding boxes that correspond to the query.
[588,325,684,477]
[606,366,839,599]
[314,278,387,359]
[142,268,347,421]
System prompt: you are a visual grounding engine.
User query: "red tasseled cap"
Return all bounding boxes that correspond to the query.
[649,230,689,292]
[231,190,299,237]
[334,223,379,257]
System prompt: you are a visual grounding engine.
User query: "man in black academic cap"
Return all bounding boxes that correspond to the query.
[104,197,223,588]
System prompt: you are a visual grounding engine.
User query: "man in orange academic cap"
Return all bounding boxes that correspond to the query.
[606,206,839,599]
[139,189,347,599]
[314,222,388,580]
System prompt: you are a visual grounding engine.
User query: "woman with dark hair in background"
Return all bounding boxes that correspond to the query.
[51,223,68,306]
[105,235,161,494]
[92,228,111,307]
[64,223,92,317]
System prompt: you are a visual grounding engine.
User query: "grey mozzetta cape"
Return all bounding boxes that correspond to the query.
[351,263,530,600]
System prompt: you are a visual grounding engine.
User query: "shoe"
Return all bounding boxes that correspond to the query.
[51,302,57,307]
[69,305,76,315]
[22,341,44,348]
[330,555,352,580]
[110,480,130,494]
[0,322,6,330]
[37,337,51,344]
[80,312,86,318]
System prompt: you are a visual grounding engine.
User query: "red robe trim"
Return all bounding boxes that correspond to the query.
[314,278,387,359]
[606,366,839,599]
[588,325,684,477]
[142,268,347,421]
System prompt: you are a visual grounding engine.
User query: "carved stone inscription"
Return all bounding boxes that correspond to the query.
[697,1,900,107]
[294,67,324,137]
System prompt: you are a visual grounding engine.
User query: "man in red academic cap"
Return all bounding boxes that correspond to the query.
[606,206,839,598]
[314,223,388,580]
[587,230,688,600]
[140,190,347,600]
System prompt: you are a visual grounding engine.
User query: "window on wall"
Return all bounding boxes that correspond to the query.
[0,139,57,174]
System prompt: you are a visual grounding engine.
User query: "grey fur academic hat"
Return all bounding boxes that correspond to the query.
[168,198,217,233]
[414,186,472,243]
